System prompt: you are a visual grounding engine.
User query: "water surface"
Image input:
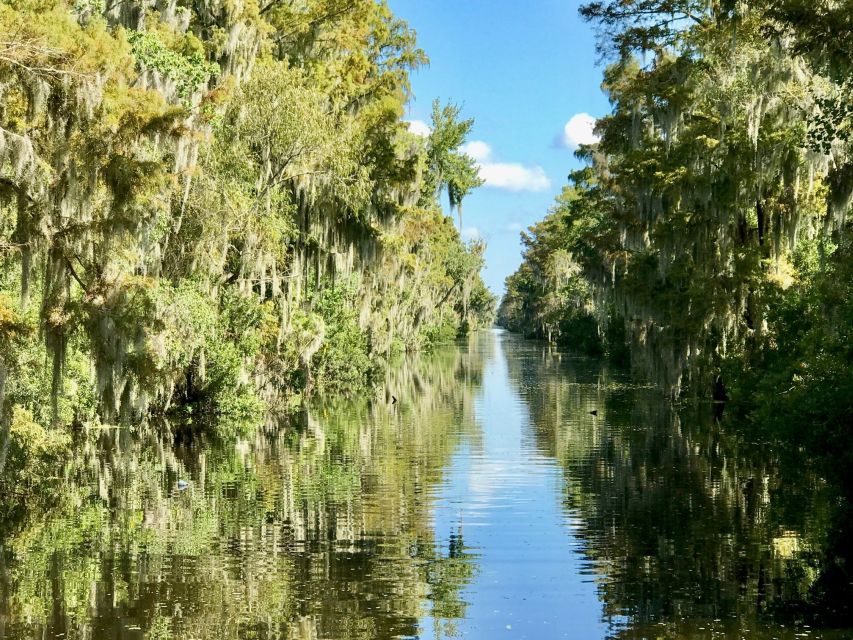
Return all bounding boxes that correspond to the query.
[1,330,850,639]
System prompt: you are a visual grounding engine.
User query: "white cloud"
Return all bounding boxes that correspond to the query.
[478,162,551,192]
[461,226,482,241]
[460,140,493,162]
[560,113,600,149]
[406,119,431,138]
[506,222,524,232]
[459,140,550,192]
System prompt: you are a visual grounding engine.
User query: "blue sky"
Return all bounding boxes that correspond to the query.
[388,0,611,295]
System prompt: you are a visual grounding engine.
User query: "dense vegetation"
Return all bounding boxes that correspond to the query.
[0,0,495,480]
[499,0,853,475]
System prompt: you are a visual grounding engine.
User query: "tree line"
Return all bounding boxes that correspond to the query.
[0,0,495,482]
[499,0,853,476]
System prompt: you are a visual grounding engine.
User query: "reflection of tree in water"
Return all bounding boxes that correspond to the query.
[0,336,491,640]
[502,336,849,639]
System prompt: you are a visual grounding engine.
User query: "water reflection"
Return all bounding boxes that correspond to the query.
[0,339,490,640]
[1,330,851,639]
[502,334,851,639]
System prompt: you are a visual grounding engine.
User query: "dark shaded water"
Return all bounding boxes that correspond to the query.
[1,330,851,639]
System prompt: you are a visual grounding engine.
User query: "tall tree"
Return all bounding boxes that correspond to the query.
[422,99,483,229]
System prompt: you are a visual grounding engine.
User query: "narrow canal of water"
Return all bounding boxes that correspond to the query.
[1,329,850,639]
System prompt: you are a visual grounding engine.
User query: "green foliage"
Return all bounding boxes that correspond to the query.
[498,182,615,357]
[0,0,495,512]
[127,30,219,101]
[725,235,853,490]
[493,7,853,538]
[465,278,496,331]
[421,319,459,351]
[312,280,376,393]
[506,0,853,413]
[1,406,70,496]
[150,285,268,435]
[421,99,484,227]
[71,0,104,19]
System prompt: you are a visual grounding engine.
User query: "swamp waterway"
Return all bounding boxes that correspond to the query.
[1,329,851,639]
